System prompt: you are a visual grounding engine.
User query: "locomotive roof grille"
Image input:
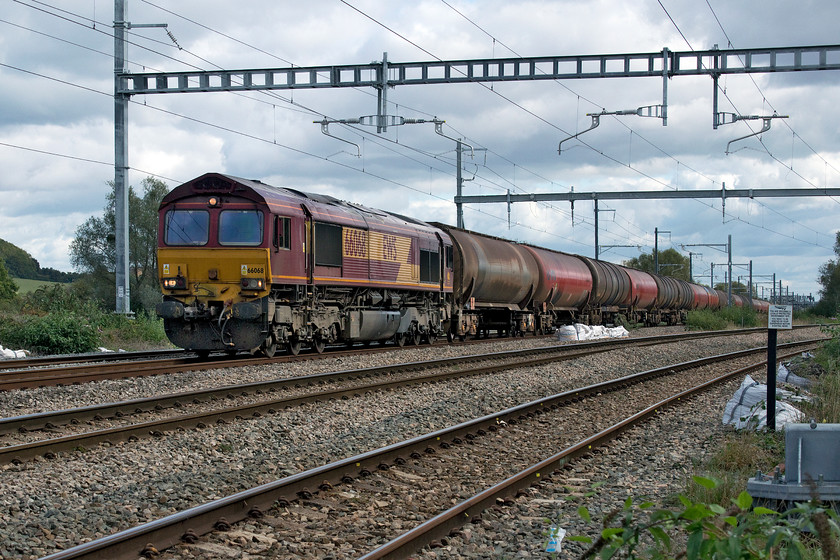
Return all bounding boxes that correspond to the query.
[193,176,237,193]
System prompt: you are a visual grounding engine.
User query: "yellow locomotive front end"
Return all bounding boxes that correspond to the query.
[156,188,273,355]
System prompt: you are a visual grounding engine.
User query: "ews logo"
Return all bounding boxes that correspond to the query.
[382,235,398,261]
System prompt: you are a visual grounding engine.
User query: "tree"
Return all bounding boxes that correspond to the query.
[70,176,169,312]
[623,248,691,281]
[714,281,753,297]
[816,231,840,316]
[0,259,17,301]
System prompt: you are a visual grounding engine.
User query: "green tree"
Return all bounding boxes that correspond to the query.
[623,248,691,281]
[816,231,840,316]
[714,281,753,297]
[70,176,168,312]
[0,259,17,301]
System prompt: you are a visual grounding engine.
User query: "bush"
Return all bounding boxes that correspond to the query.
[686,309,728,331]
[566,478,840,560]
[0,312,99,355]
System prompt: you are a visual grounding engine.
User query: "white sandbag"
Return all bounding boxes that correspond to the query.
[555,325,579,341]
[777,363,812,389]
[722,375,805,431]
[555,323,629,342]
[0,345,28,359]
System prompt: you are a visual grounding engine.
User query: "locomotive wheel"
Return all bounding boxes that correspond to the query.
[312,338,326,354]
[394,333,406,347]
[410,329,421,346]
[262,336,278,358]
[425,330,437,345]
[195,349,210,359]
[287,337,302,356]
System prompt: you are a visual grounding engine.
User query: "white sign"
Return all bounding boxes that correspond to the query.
[768,304,793,330]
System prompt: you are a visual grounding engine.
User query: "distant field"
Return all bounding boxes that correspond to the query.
[12,278,63,294]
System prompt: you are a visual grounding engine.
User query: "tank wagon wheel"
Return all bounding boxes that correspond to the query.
[195,349,210,359]
[312,337,326,354]
[287,337,302,356]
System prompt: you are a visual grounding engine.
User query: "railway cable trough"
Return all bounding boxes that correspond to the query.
[0,326,826,559]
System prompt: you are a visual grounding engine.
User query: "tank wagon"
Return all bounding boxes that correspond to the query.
[156,173,769,355]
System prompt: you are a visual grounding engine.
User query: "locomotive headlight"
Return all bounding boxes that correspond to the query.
[240,278,264,290]
[208,196,220,207]
[163,277,187,290]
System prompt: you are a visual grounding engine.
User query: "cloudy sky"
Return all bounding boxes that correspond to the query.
[2,0,839,300]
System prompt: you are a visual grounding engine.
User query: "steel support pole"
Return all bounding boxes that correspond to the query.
[456,140,464,229]
[727,235,732,307]
[114,0,130,314]
[661,48,669,126]
[767,328,778,432]
[595,199,599,260]
[654,227,659,274]
[748,260,753,306]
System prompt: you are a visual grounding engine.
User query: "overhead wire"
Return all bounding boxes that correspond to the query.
[656,0,834,243]
[7,0,832,255]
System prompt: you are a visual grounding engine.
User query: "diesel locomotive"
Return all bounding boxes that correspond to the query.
[155,172,767,356]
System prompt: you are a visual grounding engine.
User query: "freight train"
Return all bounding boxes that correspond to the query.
[155,173,768,356]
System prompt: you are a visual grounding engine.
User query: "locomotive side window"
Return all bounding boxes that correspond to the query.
[219,210,263,246]
[420,249,440,283]
[165,209,209,246]
[274,216,291,250]
[315,222,342,267]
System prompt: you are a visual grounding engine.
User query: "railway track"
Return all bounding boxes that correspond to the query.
[35,339,819,560]
[0,325,807,392]
[0,329,818,457]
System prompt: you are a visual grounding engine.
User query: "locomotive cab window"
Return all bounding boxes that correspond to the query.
[420,249,440,283]
[219,210,263,246]
[274,216,291,251]
[164,209,209,246]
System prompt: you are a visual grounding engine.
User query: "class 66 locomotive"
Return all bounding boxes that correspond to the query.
[156,173,769,357]
[156,173,453,357]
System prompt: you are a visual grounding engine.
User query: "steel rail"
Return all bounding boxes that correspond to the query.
[0,332,554,391]
[0,325,821,391]
[0,348,186,370]
[37,341,819,560]
[0,327,780,435]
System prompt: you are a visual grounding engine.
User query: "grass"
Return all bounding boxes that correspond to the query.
[12,277,62,295]
[683,325,840,507]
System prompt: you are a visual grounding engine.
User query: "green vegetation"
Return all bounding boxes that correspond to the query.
[70,176,168,313]
[0,237,78,283]
[686,306,760,331]
[567,481,839,560]
[0,259,17,301]
[0,176,171,355]
[0,283,169,354]
[623,249,692,282]
[12,277,58,295]
[815,232,840,319]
